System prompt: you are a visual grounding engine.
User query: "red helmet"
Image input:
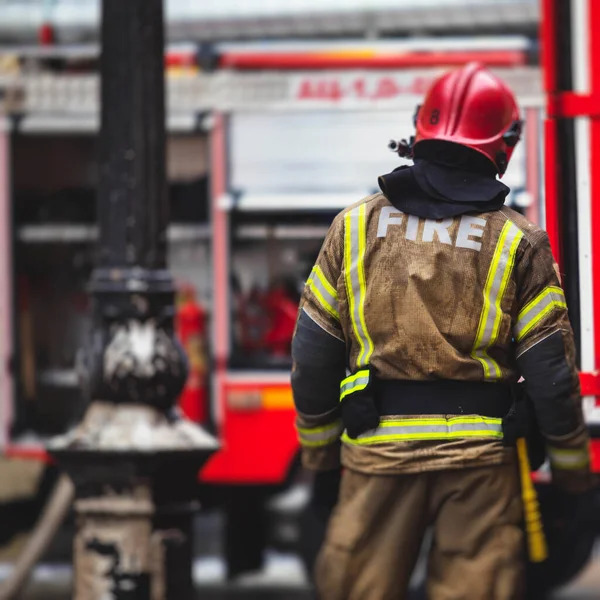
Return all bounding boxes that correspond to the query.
[413,62,521,176]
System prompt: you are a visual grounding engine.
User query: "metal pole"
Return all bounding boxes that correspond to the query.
[47,1,218,598]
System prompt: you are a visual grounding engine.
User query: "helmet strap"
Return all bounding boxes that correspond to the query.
[496,152,508,175]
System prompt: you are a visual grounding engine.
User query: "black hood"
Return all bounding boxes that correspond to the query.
[378,159,510,220]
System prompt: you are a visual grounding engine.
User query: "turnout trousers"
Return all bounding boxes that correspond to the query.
[315,461,525,600]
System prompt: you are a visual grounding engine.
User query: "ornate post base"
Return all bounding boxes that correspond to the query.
[49,402,218,600]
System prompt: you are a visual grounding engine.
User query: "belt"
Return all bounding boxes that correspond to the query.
[375,379,513,419]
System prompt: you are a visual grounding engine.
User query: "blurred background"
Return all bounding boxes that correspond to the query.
[0,0,597,598]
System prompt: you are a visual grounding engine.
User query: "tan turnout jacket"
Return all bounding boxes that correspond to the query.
[295,192,588,481]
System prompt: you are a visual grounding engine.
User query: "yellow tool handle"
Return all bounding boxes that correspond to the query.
[516,437,548,563]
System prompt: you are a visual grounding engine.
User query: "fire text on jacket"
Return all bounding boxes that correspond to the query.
[376,206,486,252]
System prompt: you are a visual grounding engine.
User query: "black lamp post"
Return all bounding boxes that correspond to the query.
[47,1,218,598]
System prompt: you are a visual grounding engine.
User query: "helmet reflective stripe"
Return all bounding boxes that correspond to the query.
[514,286,567,343]
[472,220,523,379]
[342,416,503,445]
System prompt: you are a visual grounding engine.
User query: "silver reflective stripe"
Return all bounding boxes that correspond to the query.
[342,416,503,445]
[515,286,567,342]
[547,446,589,470]
[340,369,370,401]
[344,204,374,367]
[472,220,523,380]
[307,266,339,321]
[297,420,344,448]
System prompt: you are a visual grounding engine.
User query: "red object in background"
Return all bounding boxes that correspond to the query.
[237,287,269,353]
[580,372,600,397]
[541,0,563,268]
[219,50,526,71]
[262,287,298,356]
[38,23,55,46]
[175,283,208,423]
[201,380,298,484]
[590,439,600,473]
[165,52,198,69]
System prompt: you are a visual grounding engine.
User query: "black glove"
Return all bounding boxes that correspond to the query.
[340,367,380,439]
[504,382,546,471]
[341,395,379,438]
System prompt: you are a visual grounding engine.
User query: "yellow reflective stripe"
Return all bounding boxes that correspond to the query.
[342,416,503,445]
[342,430,503,444]
[519,286,564,323]
[472,224,508,378]
[306,265,339,321]
[298,438,340,448]
[297,420,343,448]
[379,416,502,427]
[339,369,370,401]
[472,220,523,380]
[547,446,590,470]
[344,204,374,368]
[357,205,374,365]
[314,265,337,298]
[515,286,567,342]
[341,370,369,387]
[344,209,362,361]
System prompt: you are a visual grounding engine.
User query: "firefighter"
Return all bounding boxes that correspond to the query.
[291,62,591,600]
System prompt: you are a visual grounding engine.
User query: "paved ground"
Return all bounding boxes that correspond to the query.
[2,554,314,599]
[553,544,600,600]
[2,543,599,599]
[2,510,599,599]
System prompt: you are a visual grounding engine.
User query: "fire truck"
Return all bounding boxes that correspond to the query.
[533,0,600,588]
[0,29,597,587]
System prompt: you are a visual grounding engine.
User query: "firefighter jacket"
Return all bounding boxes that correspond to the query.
[292,190,590,492]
